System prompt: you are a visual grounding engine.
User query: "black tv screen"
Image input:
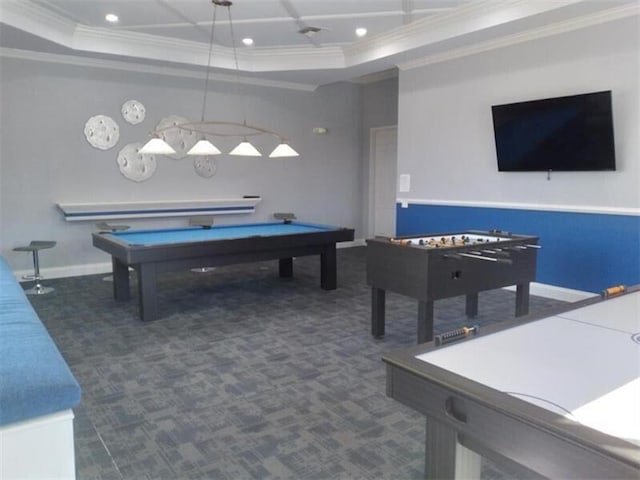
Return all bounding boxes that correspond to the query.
[492,90,616,171]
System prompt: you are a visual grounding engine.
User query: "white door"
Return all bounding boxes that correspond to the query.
[370,126,398,237]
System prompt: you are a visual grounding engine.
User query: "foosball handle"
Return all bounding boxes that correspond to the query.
[435,325,479,346]
[601,285,626,298]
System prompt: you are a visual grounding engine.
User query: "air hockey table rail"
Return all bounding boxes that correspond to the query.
[383,285,640,479]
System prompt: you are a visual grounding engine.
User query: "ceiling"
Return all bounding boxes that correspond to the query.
[1,0,638,88]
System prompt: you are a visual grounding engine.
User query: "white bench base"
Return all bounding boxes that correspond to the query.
[0,410,76,480]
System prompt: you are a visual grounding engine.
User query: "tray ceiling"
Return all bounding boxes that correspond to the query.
[1,0,638,88]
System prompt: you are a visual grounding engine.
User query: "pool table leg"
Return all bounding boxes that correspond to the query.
[515,283,530,317]
[137,263,158,322]
[279,258,293,278]
[112,258,130,301]
[320,244,337,290]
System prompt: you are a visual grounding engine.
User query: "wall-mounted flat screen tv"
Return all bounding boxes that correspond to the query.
[492,90,615,171]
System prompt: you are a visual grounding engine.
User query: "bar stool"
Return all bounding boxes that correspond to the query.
[96,222,130,281]
[189,216,216,273]
[13,241,57,295]
[96,222,130,234]
[273,212,297,223]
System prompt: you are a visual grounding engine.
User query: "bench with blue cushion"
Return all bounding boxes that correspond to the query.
[0,255,81,479]
[0,255,81,426]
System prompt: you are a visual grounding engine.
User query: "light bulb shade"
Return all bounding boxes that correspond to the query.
[187,140,221,155]
[269,143,299,158]
[229,141,262,157]
[139,138,176,155]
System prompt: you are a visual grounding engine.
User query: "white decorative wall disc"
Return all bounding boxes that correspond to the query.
[117,142,157,182]
[121,100,146,125]
[194,156,218,178]
[155,115,198,159]
[84,115,119,150]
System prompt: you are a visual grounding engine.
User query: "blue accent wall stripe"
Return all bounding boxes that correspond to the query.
[397,203,640,293]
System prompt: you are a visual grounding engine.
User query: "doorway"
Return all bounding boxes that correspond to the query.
[369,125,398,237]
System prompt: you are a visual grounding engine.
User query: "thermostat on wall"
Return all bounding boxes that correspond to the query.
[399,174,411,193]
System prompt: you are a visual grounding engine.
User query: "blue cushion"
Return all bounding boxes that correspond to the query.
[0,256,81,426]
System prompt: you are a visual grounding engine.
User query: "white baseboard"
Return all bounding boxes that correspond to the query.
[15,239,368,282]
[338,238,367,248]
[504,282,595,302]
[16,242,592,303]
[15,262,112,282]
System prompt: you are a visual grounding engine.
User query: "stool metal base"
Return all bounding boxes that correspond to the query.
[25,284,55,295]
[14,240,57,296]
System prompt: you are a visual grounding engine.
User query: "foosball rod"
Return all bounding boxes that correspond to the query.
[459,253,499,262]
[460,253,513,265]
[481,249,511,257]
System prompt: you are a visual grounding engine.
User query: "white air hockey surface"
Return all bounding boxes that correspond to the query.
[416,292,640,446]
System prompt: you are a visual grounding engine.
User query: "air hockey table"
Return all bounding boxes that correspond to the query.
[92,220,354,321]
[383,286,640,478]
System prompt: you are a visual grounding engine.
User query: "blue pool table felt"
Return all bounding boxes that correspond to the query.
[110,222,337,246]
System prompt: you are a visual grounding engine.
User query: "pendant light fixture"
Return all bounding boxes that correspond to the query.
[139,0,299,159]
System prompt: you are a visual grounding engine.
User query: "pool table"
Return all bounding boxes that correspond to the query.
[92,221,355,321]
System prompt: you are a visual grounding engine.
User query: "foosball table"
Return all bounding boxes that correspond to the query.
[366,230,540,343]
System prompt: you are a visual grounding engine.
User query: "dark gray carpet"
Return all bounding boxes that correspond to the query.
[27,246,566,479]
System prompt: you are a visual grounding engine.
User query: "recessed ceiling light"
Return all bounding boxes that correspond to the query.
[355,27,367,38]
[242,38,254,46]
[105,13,119,23]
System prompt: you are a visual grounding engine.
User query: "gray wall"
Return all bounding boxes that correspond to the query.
[0,58,365,273]
[397,17,639,211]
[361,76,398,130]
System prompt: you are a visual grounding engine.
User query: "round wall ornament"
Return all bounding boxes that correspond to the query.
[84,115,119,150]
[121,100,146,125]
[116,142,157,182]
[155,115,198,159]
[194,156,218,178]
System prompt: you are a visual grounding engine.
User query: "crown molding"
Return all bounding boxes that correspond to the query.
[1,0,347,73]
[351,68,398,85]
[73,24,236,68]
[344,0,588,66]
[74,26,347,72]
[242,45,346,71]
[397,2,640,71]
[0,47,318,92]
[4,0,558,74]
[344,0,516,61]
[0,0,76,47]
[2,0,637,83]
[126,7,449,32]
